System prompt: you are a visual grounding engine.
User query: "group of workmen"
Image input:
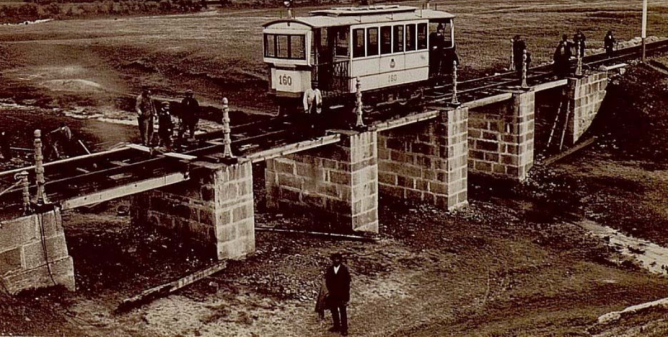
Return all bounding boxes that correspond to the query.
[135,87,200,149]
[513,30,618,79]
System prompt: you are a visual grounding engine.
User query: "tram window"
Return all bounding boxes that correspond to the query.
[406,24,416,51]
[381,26,392,55]
[291,35,305,59]
[353,28,365,58]
[265,34,276,57]
[393,25,404,53]
[276,35,289,58]
[367,28,379,56]
[335,29,349,57]
[417,23,428,50]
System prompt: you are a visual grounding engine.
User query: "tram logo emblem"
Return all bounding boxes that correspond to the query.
[390,59,396,68]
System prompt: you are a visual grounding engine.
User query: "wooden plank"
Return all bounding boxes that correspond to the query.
[255,227,378,242]
[600,63,628,71]
[0,147,133,178]
[116,261,228,313]
[126,144,151,152]
[163,152,197,161]
[462,93,513,109]
[245,134,341,164]
[533,79,568,93]
[60,171,188,210]
[542,136,598,166]
[373,110,440,132]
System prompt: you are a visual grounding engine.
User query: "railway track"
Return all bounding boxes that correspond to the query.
[0,39,667,218]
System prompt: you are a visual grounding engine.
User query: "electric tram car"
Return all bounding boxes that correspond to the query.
[262,5,456,114]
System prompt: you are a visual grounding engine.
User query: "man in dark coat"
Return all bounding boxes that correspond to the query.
[179,89,200,141]
[325,253,351,336]
[512,35,527,75]
[429,23,446,79]
[553,34,572,78]
[573,29,586,58]
[157,102,174,149]
[604,31,617,58]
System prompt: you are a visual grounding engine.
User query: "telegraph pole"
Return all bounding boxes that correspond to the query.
[642,0,648,62]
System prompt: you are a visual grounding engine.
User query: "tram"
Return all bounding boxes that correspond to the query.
[262,5,456,113]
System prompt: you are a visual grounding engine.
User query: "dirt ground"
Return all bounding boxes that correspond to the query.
[2,2,668,336]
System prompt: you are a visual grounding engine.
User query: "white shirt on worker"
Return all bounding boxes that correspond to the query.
[303,88,323,113]
[334,265,340,274]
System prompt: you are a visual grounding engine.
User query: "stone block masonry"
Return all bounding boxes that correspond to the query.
[0,209,75,295]
[265,131,379,233]
[468,90,535,181]
[567,71,608,144]
[377,107,468,210]
[132,161,255,260]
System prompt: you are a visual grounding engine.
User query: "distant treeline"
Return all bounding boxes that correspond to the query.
[0,0,391,23]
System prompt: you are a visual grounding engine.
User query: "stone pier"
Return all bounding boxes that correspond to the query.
[132,161,255,260]
[377,107,469,210]
[468,90,535,181]
[0,208,75,295]
[265,131,379,233]
[566,71,608,144]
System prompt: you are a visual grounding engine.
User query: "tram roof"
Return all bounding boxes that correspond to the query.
[263,6,454,29]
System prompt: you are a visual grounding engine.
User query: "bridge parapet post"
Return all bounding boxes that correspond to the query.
[33,130,47,205]
[265,130,379,233]
[132,160,254,260]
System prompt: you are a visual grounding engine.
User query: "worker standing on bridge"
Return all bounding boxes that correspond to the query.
[45,123,74,160]
[157,102,174,150]
[512,35,527,78]
[553,35,572,78]
[604,31,617,58]
[573,29,586,58]
[429,23,446,81]
[303,80,323,138]
[136,87,156,146]
[180,89,200,141]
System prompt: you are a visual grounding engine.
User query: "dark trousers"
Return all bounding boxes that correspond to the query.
[330,303,348,332]
[179,119,198,139]
[138,115,153,146]
[606,47,614,58]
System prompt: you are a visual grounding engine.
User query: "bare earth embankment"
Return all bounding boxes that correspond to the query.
[2,1,668,336]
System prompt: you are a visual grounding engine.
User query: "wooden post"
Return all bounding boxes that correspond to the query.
[521,49,529,89]
[642,0,648,62]
[33,130,47,205]
[15,171,31,215]
[576,41,584,77]
[355,77,365,128]
[451,60,460,106]
[222,97,234,159]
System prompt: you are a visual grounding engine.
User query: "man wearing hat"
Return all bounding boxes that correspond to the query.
[157,101,174,149]
[136,87,156,146]
[303,81,323,137]
[180,89,200,141]
[325,252,351,336]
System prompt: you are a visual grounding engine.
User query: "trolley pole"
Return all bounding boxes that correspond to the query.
[451,61,460,106]
[15,171,31,215]
[33,130,47,205]
[222,97,234,159]
[642,0,648,62]
[355,77,365,128]
[575,41,584,77]
[521,49,529,89]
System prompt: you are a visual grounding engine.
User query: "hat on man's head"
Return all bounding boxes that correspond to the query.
[330,252,343,260]
[162,101,170,107]
[186,89,194,95]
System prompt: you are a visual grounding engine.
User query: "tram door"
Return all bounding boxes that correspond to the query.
[313,27,350,94]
